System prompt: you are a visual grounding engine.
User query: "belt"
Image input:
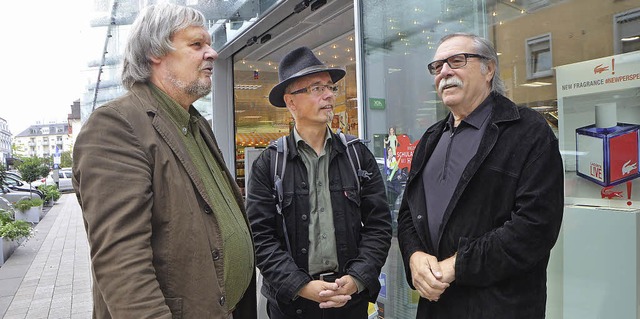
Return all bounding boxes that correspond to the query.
[311,271,342,282]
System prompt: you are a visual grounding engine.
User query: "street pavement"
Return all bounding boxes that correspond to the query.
[0,194,92,319]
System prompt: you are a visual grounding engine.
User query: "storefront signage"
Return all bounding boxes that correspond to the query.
[369,98,386,110]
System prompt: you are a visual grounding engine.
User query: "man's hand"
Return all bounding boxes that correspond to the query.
[409,251,449,301]
[317,275,358,308]
[298,280,351,308]
[439,253,456,284]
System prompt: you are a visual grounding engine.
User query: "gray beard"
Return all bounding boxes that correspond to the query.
[170,77,211,99]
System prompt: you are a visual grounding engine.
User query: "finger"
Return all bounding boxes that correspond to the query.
[319,295,351,308]
[318,289,339,297]
[429,261,443,279]
[425,255,442,278]
[320,281,339,291]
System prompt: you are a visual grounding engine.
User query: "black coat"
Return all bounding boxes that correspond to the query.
[397,93,564,318]
[246,129,392,307]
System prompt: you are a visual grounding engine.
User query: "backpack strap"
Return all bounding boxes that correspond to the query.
[269,136,291,254]
[336,129,372,192]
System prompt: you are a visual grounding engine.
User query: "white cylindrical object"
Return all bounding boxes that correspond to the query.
[595,102,617,128]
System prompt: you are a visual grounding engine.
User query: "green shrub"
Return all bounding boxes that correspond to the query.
[0,209,33,240]
[38,185,61,202]
[14,198,44,211]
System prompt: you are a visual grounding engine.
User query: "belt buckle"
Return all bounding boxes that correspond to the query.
[318,272,338,282]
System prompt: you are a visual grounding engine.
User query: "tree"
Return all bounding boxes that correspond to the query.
[60,151,73,168]
[0,164,5,189]
[17,157,42,198]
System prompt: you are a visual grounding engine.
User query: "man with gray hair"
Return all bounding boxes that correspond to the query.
[73,3,256,318]
[397,33,563,318]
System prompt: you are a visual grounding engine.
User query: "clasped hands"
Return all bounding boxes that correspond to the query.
[409,251,456,302]
[298,275,357,309]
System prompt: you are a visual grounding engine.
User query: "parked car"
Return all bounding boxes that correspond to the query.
[0,185,34,203]
[33,169,74,193]
[3,175,44,199]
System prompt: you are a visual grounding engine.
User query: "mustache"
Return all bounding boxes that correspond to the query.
[200,62,214,70]
[438,77,464,92]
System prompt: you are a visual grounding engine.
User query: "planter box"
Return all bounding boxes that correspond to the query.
[15,206,41,223]
[1,237,19,266]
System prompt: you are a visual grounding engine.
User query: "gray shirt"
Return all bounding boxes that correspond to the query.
[423,96,493,248]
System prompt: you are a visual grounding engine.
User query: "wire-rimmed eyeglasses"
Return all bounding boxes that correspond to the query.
[288,84,339,96]
[427,53,488,75]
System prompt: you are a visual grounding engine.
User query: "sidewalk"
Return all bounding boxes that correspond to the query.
[0,194,92,319]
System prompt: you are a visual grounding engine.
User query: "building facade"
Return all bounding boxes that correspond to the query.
[82,1,640,318]
[0,117,11,167]
[13,123,73,159]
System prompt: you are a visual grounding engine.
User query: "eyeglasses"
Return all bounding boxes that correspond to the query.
[427,53,488,75]
[288,84,339,96]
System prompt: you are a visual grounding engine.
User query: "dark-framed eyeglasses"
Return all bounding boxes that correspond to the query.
[427,53,488,75]
[288,84,339,96]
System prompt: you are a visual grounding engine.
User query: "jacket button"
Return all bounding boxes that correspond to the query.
[211,249,220,260]
[204,205,213,214]
[417,214,423,220]
[219,296,225,306]
[301,182,307,188]
[301,248,307,254]
[296,309,302,315]
[301,214,307,221]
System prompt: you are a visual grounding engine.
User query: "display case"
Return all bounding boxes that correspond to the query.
[555,51,640,318]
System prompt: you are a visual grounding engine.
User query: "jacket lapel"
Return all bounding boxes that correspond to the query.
[405,121,447,252]
[130,83,213,210]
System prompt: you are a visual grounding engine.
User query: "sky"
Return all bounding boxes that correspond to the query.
[0,1,91,136]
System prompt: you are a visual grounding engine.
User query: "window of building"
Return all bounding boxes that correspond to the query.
[614,7,640,54]
[526,33,553,79]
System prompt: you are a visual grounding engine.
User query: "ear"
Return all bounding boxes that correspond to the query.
[284,94,296,110]
[149,55,163,65]
[484,61,496,82]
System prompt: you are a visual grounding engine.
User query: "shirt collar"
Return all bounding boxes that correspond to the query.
[293,126,333,153]
[149,83,201,134]
[445,94,494,131]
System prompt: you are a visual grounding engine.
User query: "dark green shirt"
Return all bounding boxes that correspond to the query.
[151,84,253,310]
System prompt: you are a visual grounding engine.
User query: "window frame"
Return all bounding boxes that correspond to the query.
[525,32,553,80]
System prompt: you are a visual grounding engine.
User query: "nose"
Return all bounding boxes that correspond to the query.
[439,61,454,76]
[205,45,218,61]
[321,86,335,99]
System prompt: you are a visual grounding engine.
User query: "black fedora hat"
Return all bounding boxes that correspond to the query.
[269,47,346,107]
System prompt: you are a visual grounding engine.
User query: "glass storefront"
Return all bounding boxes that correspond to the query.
[357,0,640,318]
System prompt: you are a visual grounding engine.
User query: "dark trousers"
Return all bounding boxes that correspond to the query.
[266,293,369,319]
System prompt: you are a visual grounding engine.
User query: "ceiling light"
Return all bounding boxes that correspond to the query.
[621,36,640,42]
[521,82,552,87]
[234,84,263,90]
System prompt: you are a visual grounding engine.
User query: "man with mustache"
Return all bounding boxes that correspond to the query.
[246,47,391,318]
[397,33,563,318]
[72,3,256,318]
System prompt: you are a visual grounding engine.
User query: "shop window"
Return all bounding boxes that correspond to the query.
[614,8,640,54]
[526,33,553,79]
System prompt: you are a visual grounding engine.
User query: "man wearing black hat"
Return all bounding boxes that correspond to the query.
[246,47,392,319]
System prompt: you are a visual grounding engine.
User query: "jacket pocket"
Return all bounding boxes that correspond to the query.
[165,297,183,319]
[344,190,361,207]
